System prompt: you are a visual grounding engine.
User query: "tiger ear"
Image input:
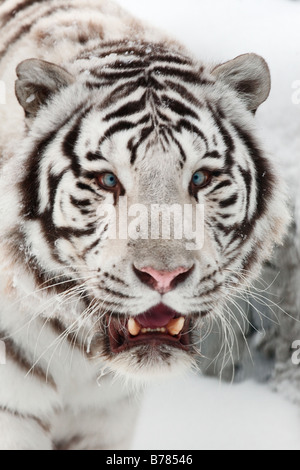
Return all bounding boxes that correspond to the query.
[212,53,271,112]
[15,58,75,118]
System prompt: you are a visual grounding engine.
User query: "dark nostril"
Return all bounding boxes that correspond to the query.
[170,265,195,290]
[133,264,195,293]
[133,266,157,290]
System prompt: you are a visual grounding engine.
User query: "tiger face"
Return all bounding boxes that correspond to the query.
[14,43,288,379]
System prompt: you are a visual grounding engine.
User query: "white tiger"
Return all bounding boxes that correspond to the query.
[0,0,291,450]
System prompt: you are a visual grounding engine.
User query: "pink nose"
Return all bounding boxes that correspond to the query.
[137,266,193,293]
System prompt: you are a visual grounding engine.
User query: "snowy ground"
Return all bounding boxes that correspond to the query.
[123,0,300,450]
[133,375,300,450]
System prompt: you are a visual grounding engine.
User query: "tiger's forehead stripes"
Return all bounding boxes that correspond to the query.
[73,44,211,168]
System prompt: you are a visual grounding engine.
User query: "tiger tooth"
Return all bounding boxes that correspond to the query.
[167,317,185,336]
[128,318,141,336]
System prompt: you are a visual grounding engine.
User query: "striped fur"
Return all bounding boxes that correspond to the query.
[0,0,290,449]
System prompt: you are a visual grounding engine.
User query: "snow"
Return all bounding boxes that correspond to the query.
[133,374,300,450]
[122,0,300,450]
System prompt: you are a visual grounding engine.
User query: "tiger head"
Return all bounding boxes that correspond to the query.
[11,43,289,380]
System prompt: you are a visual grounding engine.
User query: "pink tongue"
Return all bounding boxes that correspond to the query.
[136,304,177,328]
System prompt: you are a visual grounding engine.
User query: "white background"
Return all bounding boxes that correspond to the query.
[118,0,300,450]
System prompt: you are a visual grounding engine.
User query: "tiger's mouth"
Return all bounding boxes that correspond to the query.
[106,303,191,354]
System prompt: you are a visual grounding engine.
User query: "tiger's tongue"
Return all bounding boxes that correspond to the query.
[136,304,177,328]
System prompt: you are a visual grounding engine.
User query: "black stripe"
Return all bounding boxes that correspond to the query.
[21,133,54,220]
[0,331,56,387]
[61,106,95,173]
[90,69,144,81]
[39,205,96,252]
[98,79,146,108]
[99,120,137,147]
[174,119,208,147]
[86,151,108,162]
[49,318,84,354]
[156,109,171,123]
[78,208,94,216]
[209,180,232,193]
[103,92,147,121]
[0,0,48,25]
[222,240,244,261]
[202,151,221,159]
[153,66,209,84]
[23,120,77,223]
[241,248,259,275]
[0,406,50,433]
[158,127,171,150]
[55,226,96,239]
[207,104,235,168]
[216,222,236,235]
[70,196,91,207]
[195,283,223,299]
[207,223,223,249]
[199,269,219,284]
[172,136,187,163]
[0,3,73,59]
[232,123,274,219]
[103,272,129,288]
[130,124,155,165]
[238,165,252,216]
[99,76,163,110]
[219,194,238,208]
[161,95,198,119]
[54,435,83,451]
[62,121,82,177]
[150,54,192,66]
[164,80,202,107]
[20,104,88,221]
[76,182,97,194]
[99,285,133,299]
[104,59,150,70]
[82,237,102,258]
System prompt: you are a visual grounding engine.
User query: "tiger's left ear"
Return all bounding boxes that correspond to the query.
[15,58,75,118]
[212,53,271,112]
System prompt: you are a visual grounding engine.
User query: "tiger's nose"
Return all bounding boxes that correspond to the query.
[134,265,194,293]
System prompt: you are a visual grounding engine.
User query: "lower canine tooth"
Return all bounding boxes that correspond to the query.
[128,318,141,336]
[167,317,185,336]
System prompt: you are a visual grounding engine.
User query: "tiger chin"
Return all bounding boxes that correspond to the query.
[0,0,289,451]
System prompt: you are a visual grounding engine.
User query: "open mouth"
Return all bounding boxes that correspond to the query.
[107,303,191,354]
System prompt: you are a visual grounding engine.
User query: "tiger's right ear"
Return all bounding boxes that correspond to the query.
[15,58,75,119]
[212,53,271,112]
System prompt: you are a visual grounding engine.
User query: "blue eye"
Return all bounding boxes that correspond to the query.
[97,172,119,190]
[191,170,211,189]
